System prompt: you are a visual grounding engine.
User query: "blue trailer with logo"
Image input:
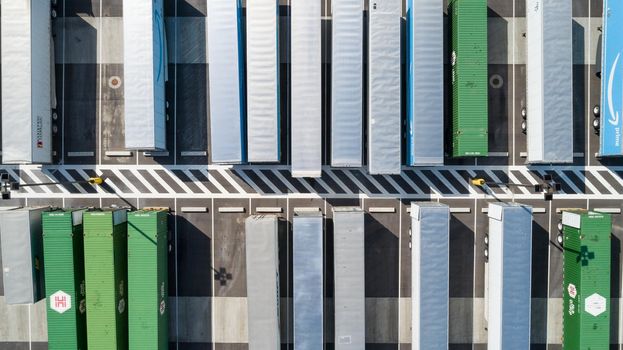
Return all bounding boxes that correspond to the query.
[600,0,623,156]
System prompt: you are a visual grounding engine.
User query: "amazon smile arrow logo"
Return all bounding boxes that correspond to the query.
[608,53,621,126]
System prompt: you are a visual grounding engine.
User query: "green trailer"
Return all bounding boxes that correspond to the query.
[127,210,169,350]
[42,209,87,350]
[562,210,611,350]
[449,0,488,157]
[83,209,128,350]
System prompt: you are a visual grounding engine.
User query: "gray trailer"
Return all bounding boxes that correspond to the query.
[411,202,449,349]
[1,0,52,164]
[487,203,533,350]
[0,207,48,304]
[293,211,323,349]
[333,208,365,349]
[245,215,281,350]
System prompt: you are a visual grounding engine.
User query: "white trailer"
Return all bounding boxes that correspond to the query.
[291,0,322,177]
[245,215,281,350]
[368,0,402,174]
[207,0,245,164]
[333,207,365,349]
[331,0,364,168]
[406,0,444,166]
[0,207,48,304]
[247,0,280,163]
[526,0,573,163]
[123,0,167,151]
[1,0,52,164]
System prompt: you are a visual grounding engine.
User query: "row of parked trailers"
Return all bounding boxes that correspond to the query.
[0,208,168,350]
[3,0,623,171]
[0,205,612,349]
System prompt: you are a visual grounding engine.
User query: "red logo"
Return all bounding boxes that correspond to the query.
[54,295,67,308]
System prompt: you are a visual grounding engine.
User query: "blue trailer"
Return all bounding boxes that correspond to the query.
[600,0,623,156]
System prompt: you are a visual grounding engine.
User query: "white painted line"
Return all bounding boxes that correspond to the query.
[481,207,546,214]
[369,207,396,213]
[183,169,211,194]
[181,207,208,213]
[161,168,194,194]
[593,208,622,214]
[94,169,124,195]
[450,207,471,214]
[256,207,283,213]
[590,171,618,195]
[215,168,246,194]
[314,177,337,195]
[7,169,34,194]
[147,169,176,194]
[59,168,86,194]
[343,170,371,195]
[75,168,105,195]
[130,169,159,194]
[399,171,425,195]
[432,169,460,195]
[506,171,531,195]
[488,152,509,157]
[383,174,407,195]
[573,170,601,195]
[218,207,245,213]
[234,169,265,194]
[23,169,53,194]
[253,169,281,194]
[143,151,170,157]
[485,169,513,196]
[556,171,582,195]
[414,169,442,197]
[518,168,540,186]
[67,151,95,157]
[294,207,321,213]
[200,169,230,194]
[324,170,351,194]
[105,151,133,157]
[181,151,207,157]
[273,170,300,194]
[111,168,140,194]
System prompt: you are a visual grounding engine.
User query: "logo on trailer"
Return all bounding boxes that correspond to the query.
[50,291,72,314]
[607,53,622,148]
[567,283,577,299]
[79,299,86,314]
[577,246,595,266]
[160,299,166,315]
[118,298,126,314]
[585,293,607,316]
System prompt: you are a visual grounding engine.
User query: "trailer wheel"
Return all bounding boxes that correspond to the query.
[557,233,563,246]
[521,120,527,134]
